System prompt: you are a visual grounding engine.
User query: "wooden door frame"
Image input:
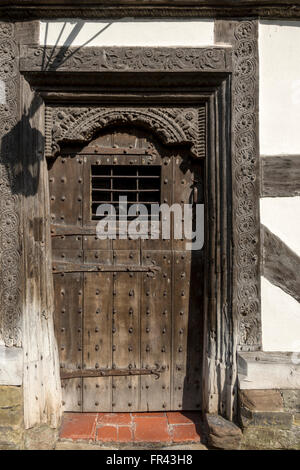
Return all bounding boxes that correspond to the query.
[13,24,260,422]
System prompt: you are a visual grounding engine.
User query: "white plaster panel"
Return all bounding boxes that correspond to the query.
[260,196,300,257]
[259,21,300,155]
[261,277,300,352]
[39,19,215,47]
[0,346,23,386]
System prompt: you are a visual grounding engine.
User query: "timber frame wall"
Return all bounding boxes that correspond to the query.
[0,5,268,429]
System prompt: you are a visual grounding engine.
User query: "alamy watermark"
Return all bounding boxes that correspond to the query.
[95,196,204,251]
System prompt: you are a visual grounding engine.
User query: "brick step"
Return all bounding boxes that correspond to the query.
[60,412,204,444]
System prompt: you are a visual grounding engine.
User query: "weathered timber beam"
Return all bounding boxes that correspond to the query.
[20,46,232,73]
[262,224,300,303]
[261,156,300,197]
[5,0,300,5]
[3,1,300,20]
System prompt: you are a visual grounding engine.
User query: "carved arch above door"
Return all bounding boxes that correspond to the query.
[46,106,206,159]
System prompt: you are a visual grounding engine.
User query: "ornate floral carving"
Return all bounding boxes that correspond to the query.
[232,20,261,350]
[20,46,230,73]
[48,106,205,158]
[0,22,22,347]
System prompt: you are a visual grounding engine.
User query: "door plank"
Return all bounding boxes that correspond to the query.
[82,252,113,412]
[140,251,172,411]
[172,251,203,410]
[54,272,83,412]
[112,250,140,412]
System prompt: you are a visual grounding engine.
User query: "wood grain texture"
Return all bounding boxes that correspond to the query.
[20,47,231,74]
[262,224,300,303]
[209,19,261,421]
[22,80,62,429]
[261,156,300,198]
[5,0,300,4]
[3,1,300,19]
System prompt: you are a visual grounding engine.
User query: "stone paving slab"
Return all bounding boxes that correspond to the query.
[56,440,208,450]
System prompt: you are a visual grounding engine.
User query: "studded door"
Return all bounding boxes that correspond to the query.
[51,127,204,412]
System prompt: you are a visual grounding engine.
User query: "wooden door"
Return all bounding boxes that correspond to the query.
[50,127,204,412]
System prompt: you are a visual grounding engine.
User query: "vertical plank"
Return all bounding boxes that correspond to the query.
[142,152,172,253]
[49,152,84,411]
[82,251,113,412]
[172,153,204,410]
[49,154,83,227]
[186,251,204,410]
[112,250,140,412]
[140,251,172,411]
[53,272,83,412]
[172,251,203,410]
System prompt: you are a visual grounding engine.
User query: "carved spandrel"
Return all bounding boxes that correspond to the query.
[47,106,206,159]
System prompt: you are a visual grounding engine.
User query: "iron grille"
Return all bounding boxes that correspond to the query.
[91,165,161,220]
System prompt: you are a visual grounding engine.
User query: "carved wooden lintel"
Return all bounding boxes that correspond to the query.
[20,46,231,73]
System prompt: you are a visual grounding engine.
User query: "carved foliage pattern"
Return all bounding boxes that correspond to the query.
[232,21,261,349]
[0,22,22,347]
[21,46,230,72]
[49,106,204,158]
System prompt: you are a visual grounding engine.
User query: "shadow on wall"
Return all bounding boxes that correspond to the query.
[41,20,113,70]
[40,18,215,70]
[1,93,44,197]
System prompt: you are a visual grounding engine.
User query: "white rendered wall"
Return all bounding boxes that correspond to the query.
[259,21,300,156]
[261,277,300,352]
[39,20,215,47]
[259,20,300,351]
[260,197,300,353]
[260,21,300,353]
[260,197,300,257]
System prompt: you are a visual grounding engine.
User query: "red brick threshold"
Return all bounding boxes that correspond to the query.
[60,412,203,444]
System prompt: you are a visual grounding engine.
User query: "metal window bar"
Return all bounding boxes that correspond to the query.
[91,165,161,221]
